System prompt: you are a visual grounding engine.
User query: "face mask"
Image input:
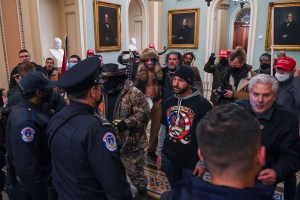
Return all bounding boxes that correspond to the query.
[260,63,270,70]
[275,72,291,82]
[102,76,122,95]
[220,58,228,66]
[68,62,76,69]
[40,88,52,103]
[229,67,241,75]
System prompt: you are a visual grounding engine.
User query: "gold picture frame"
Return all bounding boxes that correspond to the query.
[168,8,199,49]
[94,1,121,52]
[265,1,300,50]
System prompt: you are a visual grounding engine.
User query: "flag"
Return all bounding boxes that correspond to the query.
[61,35,68,74]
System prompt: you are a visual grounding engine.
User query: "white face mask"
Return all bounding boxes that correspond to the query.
[275,72,291,82]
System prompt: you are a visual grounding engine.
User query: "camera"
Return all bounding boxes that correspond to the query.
[215,87,226,103]
[215,86,232,103]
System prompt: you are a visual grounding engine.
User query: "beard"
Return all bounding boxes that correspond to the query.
[168,64,178,71]
[173,84,190,95]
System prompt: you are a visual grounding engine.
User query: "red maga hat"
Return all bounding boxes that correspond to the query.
[275,56,296,71]
[219,50,231,58]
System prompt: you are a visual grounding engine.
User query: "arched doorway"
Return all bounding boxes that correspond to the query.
[127,0,148,51]
[232,8,251,52]
[206,0,257,64]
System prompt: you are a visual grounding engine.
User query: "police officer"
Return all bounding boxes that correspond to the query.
[48,57,132,199]
[6,71,55,199]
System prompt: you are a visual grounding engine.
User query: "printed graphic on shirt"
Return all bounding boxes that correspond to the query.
[20,127,35,143]
[103,132,117,152]
[166,106,195,144]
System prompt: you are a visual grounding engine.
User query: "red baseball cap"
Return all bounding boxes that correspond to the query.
[275,56,296,71]
[219,50,231,58]
[86,49,94,55]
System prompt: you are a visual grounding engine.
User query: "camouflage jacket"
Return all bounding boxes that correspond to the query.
[99,80,150,153]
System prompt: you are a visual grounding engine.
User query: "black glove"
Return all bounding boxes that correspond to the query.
[116,120,127,132]
[209,54,216,64]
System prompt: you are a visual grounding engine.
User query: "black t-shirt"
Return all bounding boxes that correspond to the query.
[161,93,212,169]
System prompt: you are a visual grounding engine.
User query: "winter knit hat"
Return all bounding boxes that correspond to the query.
[174,65,194,85]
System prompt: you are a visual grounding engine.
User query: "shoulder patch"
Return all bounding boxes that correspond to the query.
[102,132,117,152]
[20,127,35,143]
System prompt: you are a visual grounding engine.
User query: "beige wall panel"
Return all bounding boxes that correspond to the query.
[1,0,21,72]
[22,0,42,65]
[0,14,8,90]
[66,12,78,57]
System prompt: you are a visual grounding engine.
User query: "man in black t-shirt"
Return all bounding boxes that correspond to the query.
[157,65,212,188]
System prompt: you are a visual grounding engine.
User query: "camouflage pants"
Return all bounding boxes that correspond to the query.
[121,150,148,192]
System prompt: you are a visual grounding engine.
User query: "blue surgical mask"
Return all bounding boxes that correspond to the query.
[68,62,76,69]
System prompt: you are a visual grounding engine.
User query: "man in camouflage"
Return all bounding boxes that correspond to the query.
[99,63,151,199]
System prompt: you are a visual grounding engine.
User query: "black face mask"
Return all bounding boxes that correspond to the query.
[40,88,52,103]
[102,76,123,95]
[220,58,228,66]
[260,63,270,70]
[229,67,241,75]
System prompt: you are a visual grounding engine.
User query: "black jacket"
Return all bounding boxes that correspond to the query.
[160,177,273,200]
[236,99,300,183]
[6,100,51,199]
[48,101,132,200]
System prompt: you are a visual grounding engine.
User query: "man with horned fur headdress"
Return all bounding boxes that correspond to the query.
[135,48,171,161]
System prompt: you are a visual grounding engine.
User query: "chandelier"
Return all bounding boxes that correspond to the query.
[205,0,213,7]
[204,0,250,8]
[233,0,250,9]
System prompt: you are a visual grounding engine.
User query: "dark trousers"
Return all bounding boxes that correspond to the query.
[161,154,194,189]
[284,175,296,200]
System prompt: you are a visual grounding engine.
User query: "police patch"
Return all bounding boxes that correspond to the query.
[103,132,117,152]
[20,127,35,143]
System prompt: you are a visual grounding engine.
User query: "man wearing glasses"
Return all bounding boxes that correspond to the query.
[8,49,46,95]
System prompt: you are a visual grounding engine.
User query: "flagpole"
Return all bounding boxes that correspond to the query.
[271,6,274,76]
[61,35,68,74]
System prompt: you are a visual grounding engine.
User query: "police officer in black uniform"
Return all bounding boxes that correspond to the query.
[6,71,55,199]
[47,57,132,200]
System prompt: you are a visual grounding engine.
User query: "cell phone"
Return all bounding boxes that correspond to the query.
[210,53,215,58]
[123,51,130,54]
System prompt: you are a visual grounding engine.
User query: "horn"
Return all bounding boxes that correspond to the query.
[158,47,168,55]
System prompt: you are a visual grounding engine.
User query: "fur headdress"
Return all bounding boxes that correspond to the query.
[136,48,163,82]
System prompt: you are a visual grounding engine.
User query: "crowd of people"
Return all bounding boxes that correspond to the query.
[0,45,299,200]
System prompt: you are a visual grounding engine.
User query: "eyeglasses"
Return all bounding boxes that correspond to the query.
[19,55,29,58]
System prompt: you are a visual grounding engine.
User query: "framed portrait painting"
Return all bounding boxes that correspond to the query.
[168,8,199,49]
[94,1,121,52]
[265,2,300,50]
